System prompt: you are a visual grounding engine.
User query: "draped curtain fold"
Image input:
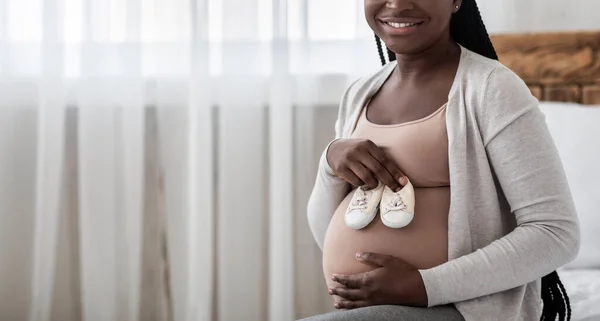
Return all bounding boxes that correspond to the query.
[0,0,374,320]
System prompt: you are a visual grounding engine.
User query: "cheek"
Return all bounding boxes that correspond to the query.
[363,0,381,28]
[429,3,454,29]
[420,6,453,40]
[418,1,452,28]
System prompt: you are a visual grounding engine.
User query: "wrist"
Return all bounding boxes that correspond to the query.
[324,139,340,175]
[407,269,429,307]
[325,139,339,165]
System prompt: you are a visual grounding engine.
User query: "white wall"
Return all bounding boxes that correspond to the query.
[478,0,600,34]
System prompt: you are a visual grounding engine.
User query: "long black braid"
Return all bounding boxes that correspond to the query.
[374,0,571,320]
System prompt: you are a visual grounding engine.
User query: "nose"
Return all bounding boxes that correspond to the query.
[386,0,414,10]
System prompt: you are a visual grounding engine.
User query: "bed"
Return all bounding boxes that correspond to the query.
[491,31,600,321]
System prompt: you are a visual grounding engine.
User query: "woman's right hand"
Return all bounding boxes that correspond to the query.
[327,138,406,191]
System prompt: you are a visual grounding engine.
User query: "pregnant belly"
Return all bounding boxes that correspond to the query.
[322,187,450,290]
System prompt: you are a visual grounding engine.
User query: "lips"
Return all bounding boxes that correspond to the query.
[379,18,424,36]
[384,21,422,28]
[379,17,426,24]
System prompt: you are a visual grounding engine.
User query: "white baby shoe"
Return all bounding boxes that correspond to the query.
[380,178,415,229]
[345,181,384,230]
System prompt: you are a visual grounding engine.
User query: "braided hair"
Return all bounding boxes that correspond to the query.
[374,0,571,320]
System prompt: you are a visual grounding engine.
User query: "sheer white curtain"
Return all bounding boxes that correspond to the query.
[0,0,380,321]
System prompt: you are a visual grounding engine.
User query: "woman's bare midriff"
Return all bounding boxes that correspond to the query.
[322,186,450,291]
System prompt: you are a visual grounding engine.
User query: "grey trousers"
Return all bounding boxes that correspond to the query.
[298,305,464,321]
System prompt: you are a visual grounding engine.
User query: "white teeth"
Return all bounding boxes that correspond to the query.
[386,21,419,28]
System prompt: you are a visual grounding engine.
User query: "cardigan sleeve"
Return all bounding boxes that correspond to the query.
[306,80,359,249]
[419,67,581,306]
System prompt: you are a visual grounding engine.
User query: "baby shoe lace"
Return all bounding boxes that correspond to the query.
[349,188,369,210]
[385,192,407,212]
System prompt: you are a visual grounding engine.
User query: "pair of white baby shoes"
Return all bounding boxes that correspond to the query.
[345,179,415,230]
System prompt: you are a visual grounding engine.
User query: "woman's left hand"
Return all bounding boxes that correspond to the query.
[329,252,429,309]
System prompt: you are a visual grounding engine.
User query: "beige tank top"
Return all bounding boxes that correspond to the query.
[353,102,450,187]
[322,102,452,290]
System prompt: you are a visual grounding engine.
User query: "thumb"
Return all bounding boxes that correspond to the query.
[356,252,394,267]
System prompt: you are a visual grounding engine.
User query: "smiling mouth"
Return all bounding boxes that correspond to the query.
[383,21,423,29]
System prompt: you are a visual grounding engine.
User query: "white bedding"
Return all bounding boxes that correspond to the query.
[539,103,600,321]
[541,102,600,269]
[559,269,600,321]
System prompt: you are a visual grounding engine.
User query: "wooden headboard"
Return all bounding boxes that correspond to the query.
[490,31,600,105]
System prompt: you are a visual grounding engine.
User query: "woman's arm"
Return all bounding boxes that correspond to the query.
[306,140,350,249]
[306,80,356,249]
[419,67,581,306]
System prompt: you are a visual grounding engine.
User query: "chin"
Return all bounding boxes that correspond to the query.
[383,41,426,56]
[380,32,443,56]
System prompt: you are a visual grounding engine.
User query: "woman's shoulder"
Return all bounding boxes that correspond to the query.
[460,47,530,96]
[345,61,397,98]
[459,48,541,144]
[336,62,397,128]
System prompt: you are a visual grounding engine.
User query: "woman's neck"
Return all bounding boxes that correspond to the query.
[393,36,460,79]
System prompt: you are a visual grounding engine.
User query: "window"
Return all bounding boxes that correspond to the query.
[1,0,378,76]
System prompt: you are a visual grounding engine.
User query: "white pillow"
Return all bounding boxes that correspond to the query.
[540,102,600,269]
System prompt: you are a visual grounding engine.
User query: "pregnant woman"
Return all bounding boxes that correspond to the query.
[304,0,580,320]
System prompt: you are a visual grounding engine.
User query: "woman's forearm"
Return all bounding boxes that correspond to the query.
[307,148,350,249]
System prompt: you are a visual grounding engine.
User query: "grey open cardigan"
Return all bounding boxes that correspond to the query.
[307,47,580,321]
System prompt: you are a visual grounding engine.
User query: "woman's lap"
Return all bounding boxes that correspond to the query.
[298,305,464,321]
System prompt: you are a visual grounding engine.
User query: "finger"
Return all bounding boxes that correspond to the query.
[358,153,401,192]
[334,300,368,310]
[339,169,365,187]
[332,274,365,289]
[356,252,395,267]
[366,143,407,190]
[329,287,366,301]
[348,163,378,190]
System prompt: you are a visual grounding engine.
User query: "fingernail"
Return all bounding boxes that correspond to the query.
[331,275,337,281]
[328,288,334,295]
[334,303,340,309]
[355,252,363,259]
[399,177,407,186]
[362,185,373,191]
